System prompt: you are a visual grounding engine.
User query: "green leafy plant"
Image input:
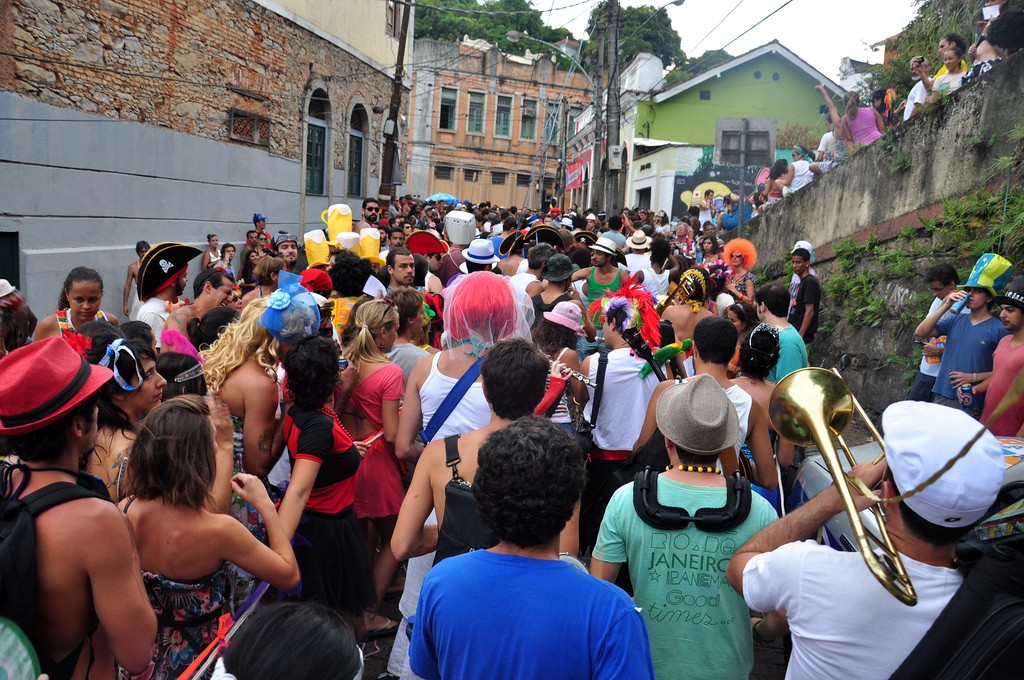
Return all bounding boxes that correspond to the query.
[889,153,913,173]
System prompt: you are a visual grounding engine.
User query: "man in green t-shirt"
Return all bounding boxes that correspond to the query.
[591,374,777,680]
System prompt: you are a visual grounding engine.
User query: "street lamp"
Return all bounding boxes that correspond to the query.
[507,30,598,211]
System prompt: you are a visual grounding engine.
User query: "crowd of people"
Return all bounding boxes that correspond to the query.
[2,179,1021,680]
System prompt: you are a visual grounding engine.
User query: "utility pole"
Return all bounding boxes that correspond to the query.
[560,96,568,212]
[378,0,411,200]
[592,27,605,212]
[605,0,621,214]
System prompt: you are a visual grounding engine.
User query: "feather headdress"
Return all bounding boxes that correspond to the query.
[587,274,662,350]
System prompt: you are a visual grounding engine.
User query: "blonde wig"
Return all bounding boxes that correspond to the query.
[201,298,280,394]
[340,298,399,369]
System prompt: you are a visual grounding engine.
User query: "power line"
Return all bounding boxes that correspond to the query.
[385,0,598,17]
[715,0,797,55]
[688,0,748,54]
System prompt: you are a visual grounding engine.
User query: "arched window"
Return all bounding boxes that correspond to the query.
[348,105,368,197]
[306,89,330,195]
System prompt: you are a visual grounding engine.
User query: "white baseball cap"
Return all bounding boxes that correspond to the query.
[882,401,1004,528]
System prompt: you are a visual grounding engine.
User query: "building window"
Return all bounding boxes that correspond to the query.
[467,92,485,135]
[347,105,368,197]
[229,109,270,146]
[464,169,479,182]
[491,171,506,185]
[516,173,531,187]
[306,89,330,196]
[699,90,711,100]
[386,0,398,37]
[439,87,458,131]
[520,98,537,140]
[495,95,512,138]
[545,100,560,144]
[434,166,453,180]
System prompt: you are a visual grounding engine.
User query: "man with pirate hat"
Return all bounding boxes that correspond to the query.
[135,242,202,350]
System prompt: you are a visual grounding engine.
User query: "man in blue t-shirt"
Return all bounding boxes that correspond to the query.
[410,417,655,680]
[915,285,1008,418]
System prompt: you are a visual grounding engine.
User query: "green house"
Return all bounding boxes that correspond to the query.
[624,41,844,218]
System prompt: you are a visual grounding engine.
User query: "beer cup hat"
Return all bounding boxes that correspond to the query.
[444,210,476,246]
[463,239,500,265]
[358,228,386,268]
[303,229,331,269]
[656,374,739,456]
[994,276,1024,311]
[336,232,361,252]
[0,338,113,435]
[958,253,1014,298]
[325,204,354,243]
[882,401,1004,527]
[543,301,585,337]
[137,242,203,301]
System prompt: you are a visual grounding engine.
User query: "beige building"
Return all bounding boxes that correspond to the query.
[408,39,591,208]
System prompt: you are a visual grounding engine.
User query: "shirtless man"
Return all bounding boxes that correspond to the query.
[163,269,235,336]
[122,240,150,319]
[661,268,714,370]
[0,339,156,678]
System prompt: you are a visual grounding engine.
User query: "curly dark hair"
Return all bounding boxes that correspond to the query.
[531,318,578,358]
[57,267,104,310]
[329,250,374,298]
[988,10,1024,51]
[283,334,338,410]
[473,416,585,548]
[739,324,780,380]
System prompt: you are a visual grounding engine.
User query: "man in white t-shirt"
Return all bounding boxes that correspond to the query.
[904,56,930,120]
[727,401,1005,680]
[135,242,201,349]
[908,263,958,401]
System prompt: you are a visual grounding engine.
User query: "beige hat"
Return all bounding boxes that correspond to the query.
[656,374,739,456]
[627,231,652,251]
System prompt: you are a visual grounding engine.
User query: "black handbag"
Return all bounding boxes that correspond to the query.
[433,435,496,565]
[574,352,608,454]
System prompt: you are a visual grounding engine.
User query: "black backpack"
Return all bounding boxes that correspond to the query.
[0,464,108,647]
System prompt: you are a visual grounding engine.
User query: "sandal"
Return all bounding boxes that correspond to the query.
[364,616,399,640]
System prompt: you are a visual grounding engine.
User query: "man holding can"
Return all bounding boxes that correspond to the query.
[915,254,1012,418]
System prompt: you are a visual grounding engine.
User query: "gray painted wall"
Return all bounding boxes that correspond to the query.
[0,92,367,312]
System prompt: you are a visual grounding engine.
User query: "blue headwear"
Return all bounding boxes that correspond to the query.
[253,213,267,224]
[259,271,320,344]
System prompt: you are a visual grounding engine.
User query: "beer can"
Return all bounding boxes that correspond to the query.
[925,336,945,365]
[339,356,349,370]
[958,383,974,409]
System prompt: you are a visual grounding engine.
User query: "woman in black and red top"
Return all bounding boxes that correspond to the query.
[278,334,375,625]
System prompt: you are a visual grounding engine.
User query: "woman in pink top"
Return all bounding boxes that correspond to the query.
[843,91,885,147]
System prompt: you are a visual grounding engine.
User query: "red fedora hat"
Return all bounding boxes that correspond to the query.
[0,338,112,435]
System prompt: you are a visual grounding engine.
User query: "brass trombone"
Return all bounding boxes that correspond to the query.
[769,367,917,606]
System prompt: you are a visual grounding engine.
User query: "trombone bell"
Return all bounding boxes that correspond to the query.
[770,368,918,606]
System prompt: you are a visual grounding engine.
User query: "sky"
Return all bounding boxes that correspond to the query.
[536,0,920,82]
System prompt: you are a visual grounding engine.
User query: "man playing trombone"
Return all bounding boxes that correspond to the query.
[726,401,1004,679]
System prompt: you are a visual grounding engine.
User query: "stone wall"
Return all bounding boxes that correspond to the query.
[742,53,1024,414]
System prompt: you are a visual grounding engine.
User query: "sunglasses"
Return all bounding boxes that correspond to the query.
[98,338,143,391]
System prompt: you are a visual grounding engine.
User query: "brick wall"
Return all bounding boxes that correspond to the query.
[10,0,408,177]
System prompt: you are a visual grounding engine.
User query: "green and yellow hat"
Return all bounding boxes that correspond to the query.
[958,253,1014,298]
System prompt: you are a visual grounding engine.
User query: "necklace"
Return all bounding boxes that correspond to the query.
[319,404,353,437]
[665,464,722,475]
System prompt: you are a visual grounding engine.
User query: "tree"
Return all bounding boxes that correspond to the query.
[664,49,733,86]
[413,0,571,56]
[582,2,686,70]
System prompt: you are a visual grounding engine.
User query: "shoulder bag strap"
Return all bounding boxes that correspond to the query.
[588,352,609,427]
[443,434,462,480]
[419,357,483,444]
